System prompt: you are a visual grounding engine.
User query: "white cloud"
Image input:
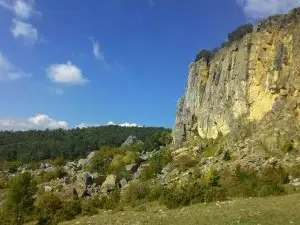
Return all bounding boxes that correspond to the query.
[75,121,141,129]
[237,0,300,19]
[0,114,68,131]
[11,19,38,43]
[47,61,88,85]
[119,122,139,127]
[75,123,101,129]
[0,51,30,81]
[91,39,105,61]
[0,0,39,19]
[0,0,11,11]
[107,121,116,126]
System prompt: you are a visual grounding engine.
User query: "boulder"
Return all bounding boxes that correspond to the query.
[44,186,53,192]
[119,178,128,188]
[101,174,116,193]
[122,136,142,147]
[125,163,139,173]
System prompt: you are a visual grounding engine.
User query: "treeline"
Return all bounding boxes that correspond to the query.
[0,126,171,163]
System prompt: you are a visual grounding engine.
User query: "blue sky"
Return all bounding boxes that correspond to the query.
[0,0,300,130]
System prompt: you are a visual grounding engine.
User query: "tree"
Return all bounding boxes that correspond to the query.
[3,172,37,225]
[195,49,214,62]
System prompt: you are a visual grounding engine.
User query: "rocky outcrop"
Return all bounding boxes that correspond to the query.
[174,8,300,157]
[122,136,143,147]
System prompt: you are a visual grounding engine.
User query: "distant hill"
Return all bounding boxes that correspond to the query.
[0,126,170,162]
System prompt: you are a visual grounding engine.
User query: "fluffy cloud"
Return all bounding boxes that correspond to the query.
[237,0,300,19]
[0,114,68,131]
[0,0,39,19]
[76,121,141,129]
[47,61,88,85]
[0,51,30,81]
[11,19,38,42]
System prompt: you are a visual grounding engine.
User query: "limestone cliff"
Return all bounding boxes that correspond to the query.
[174,8,300,156]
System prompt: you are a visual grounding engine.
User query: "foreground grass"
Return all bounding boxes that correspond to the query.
[61,193,300,225]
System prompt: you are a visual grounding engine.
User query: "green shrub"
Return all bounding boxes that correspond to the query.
[160,178,226,209]
[203,145,218,157]
[2,172,37,225]
[140,166,156,181]
[287,164,300,177]
[36,167,67,184]
[220,166,287,198]
[280,141,294,152]
[88,146,123,174]
[204,169,220,187]
[143,131,172,153]
[59,200,82,221]
[195,49,215,62]
[81,199,98,216]
[140,147,172,181]
[147,184,164,202]
[96,190,121,210]
[223,150,231,161]
[122,181,150,205]
[228,23,253,42]
[173,155,198,172]
[0,177,9,189]
[35,192,63,225]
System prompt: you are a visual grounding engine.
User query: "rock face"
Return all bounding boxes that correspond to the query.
[122,136,143,147]
[174,8,300,155]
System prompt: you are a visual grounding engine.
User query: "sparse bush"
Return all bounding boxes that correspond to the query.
[35,192,63,225]
[204,169,220,187]
[195,49,214,62]
[0,177,9,189]
[81,199,98,216]
[140,147,172,181]
[173,155,198,172]
[223,150,231,161]
[143,131,172,153]
[280,141,294,152]
[228,23,253,42]
[220,165,287,198]
[203,145,218,157]
[147,184,164,202]
[2,172,37,225]
[97,190,121,210]
[36,167,67,184]
[88,146,122,174]
[58,200,82,221]
[287,164,300,177]
[160,179,226,209]
[51,157,66,167]
[122,181,150,205]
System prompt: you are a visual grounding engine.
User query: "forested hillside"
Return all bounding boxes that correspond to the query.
[0,126,170,162]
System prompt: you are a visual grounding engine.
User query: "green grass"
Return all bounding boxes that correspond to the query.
[61,193,300,225]
[203,146,217,157]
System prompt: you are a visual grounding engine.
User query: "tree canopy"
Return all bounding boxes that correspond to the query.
[0,126,171,163]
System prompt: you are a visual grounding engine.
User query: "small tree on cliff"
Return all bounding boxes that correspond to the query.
[195,49,214,62]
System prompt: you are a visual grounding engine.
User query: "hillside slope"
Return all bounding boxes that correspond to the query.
[61,194,300,225]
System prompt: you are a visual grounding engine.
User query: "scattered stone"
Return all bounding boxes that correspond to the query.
[44,186,53,192]
[119,178,128,188]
